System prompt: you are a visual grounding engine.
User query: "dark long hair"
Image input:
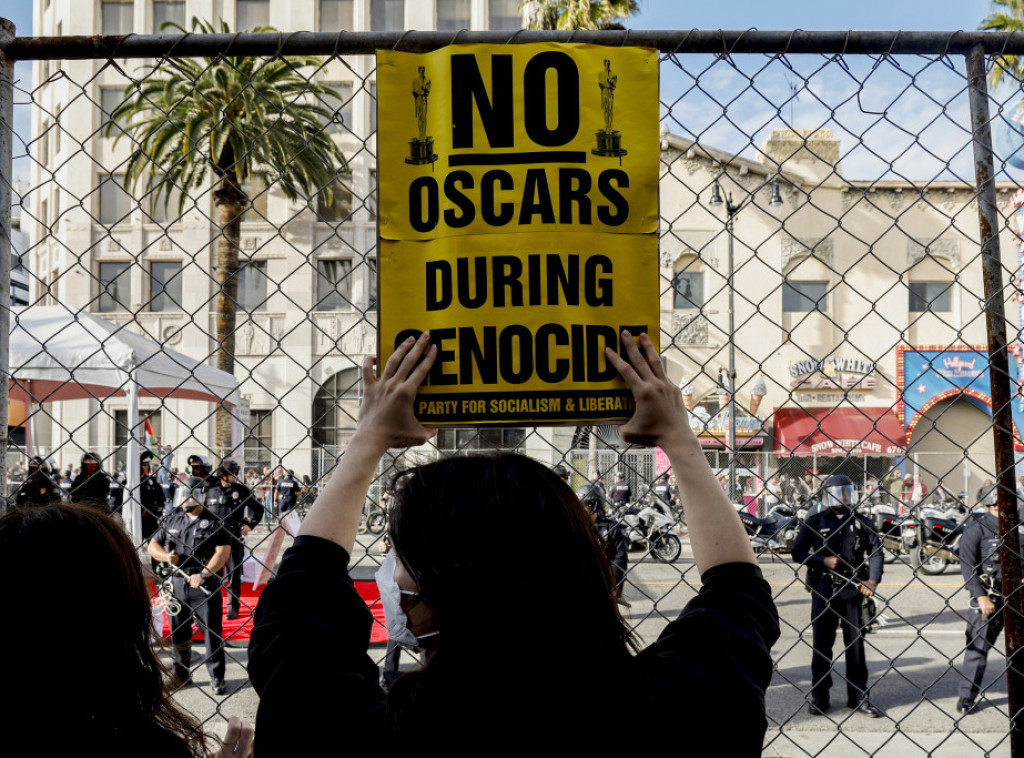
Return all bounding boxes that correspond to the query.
[386,454,637,728]
[0,501,210,756]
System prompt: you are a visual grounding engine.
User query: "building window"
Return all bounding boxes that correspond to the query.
[101,0,134,35]
[313,368,361,449]
[98,174,132,226]
[319,0,354,30]
[316,174,354,222]
[489,0,521,31]
[782,280,828,313]
[371,0,404,31]
[367,168,377,220]
[54,106,61,155]
[438,0,471,30]
[436,428,526,453]
[242,177,269,223]
[245,409,274,469]
[237,0,270,29]
[153,0,185,31]
[149,261,182,311]
[369,82,377,135]
[236,261,268,311]
[146,176,183,224]
[98,261,132,312]
[101,87,126,131]
[319,83,353,135]
[909,281,952,313]
[673,270,703,309]
[366,257,377,311]
[114,410,161,471]
[316,259,353,310]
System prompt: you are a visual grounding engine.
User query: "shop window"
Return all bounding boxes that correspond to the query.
[673,270,703,309]
[783,280,828,313]
[489,0,521,31]
[149,261,182,311]
[98,261,131,312]
[320,0,354,30]
[438,0,472,30]
[909,281,952,313]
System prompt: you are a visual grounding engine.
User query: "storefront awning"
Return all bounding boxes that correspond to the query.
[773,407,907,457]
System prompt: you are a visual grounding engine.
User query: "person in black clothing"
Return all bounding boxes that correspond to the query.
[652,471,676,508]
[274,469,301,517]
[148,479,232,695]
[249,331,779,753]
[14,456,62,507]
[70,451,112,506]
[792,474,884,718]
[206,459,261,620]
[581,484,630,607]
[139,451,167,543]
[608,472,632,510]
[956,497,1024,714]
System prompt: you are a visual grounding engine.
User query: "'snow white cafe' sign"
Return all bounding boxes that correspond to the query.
[788,356,877,390]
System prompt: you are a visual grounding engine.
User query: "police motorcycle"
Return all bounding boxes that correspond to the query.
[865,500,912,564]
[736,500,803,554]
[582,485,683,563]
[908,497,975,576]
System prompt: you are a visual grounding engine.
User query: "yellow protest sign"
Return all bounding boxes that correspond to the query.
[377,43,659,426]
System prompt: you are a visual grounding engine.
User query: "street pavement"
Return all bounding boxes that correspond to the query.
[166,527,1013,756]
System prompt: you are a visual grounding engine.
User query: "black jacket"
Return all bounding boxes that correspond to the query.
[792,507,883,587]
[70,470,112,506]
[14,471,62,507]
[959,510,1024,599]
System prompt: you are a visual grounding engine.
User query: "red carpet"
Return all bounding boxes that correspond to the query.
[154,580,388,644]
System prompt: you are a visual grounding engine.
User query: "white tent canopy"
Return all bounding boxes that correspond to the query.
[8,306,243,543]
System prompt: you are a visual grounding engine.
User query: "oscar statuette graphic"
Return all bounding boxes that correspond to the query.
[407,66,439,166]
[592,59,627,163]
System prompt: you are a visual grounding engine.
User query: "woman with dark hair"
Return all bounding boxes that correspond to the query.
[250,332,779,753]
[0,500,254,757]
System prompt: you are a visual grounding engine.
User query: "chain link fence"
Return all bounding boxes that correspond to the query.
[6,24,1024,754]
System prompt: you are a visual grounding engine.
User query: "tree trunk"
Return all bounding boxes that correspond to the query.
[212,175,245,458]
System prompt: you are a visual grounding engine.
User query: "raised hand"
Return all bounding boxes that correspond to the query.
[357,332,438,449]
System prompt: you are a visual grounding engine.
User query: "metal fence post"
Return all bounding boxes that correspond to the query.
[0,18,14,508]
[967,43,1024,752]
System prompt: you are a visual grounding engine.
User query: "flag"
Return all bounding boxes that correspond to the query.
[144,418,159,459]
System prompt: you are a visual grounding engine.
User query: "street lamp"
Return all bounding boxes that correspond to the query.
[708,175,783,504]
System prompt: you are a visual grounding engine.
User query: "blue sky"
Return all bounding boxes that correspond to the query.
[3,0,1014,183]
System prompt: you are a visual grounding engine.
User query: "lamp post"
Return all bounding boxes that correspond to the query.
[708,176,782,506]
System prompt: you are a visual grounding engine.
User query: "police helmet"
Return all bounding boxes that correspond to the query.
[81,451,101,471]
[552,464,570,482]
[823,474,857,509]
[576,483,604,512]
[187,454,211,478]
[220,459,241,477]
[658,472,670,482]
[140,450,154,469]
[287,469,295,478]
[172,476,206,510]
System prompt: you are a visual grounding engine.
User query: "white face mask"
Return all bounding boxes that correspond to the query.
[374,550,438,649]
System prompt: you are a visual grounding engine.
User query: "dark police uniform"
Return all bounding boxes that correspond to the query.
[139,471,167,542]
[792,507,883,709]
[151,507,230,684]
[14,470,62,507]
[69,468,112,506]
[608,479,632,509]
[206,480,260,614]
[958,511,1024,705]
[275,474,301,516]
[652,479,676,508]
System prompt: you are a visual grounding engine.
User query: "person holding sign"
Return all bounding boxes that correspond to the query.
[249,332,778,753]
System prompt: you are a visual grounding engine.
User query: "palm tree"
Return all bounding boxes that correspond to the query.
[109,17,347,453]
[980,0,1024,87]
[519,0,640,31]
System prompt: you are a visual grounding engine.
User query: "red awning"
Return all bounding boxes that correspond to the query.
[773,407,907,457]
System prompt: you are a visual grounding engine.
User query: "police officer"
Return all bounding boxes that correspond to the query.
[580,484,630,607]
[792,474,884,718]
[69,452,112,506]
[652,472,676,509]
[956,494,1024,714]
[206,460,260,620]
[608,472,632,510]
[138,451,167,544]
[187,454,215,484]
[148,478,231,695]
[14,456,61,507]
[274,469,302,518]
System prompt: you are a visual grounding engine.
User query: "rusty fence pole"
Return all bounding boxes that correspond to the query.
[0,18,14,509]
[967,43,1024,752]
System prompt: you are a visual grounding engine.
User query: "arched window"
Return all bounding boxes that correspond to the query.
[312,368,360,449]
[672,254,704,310]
